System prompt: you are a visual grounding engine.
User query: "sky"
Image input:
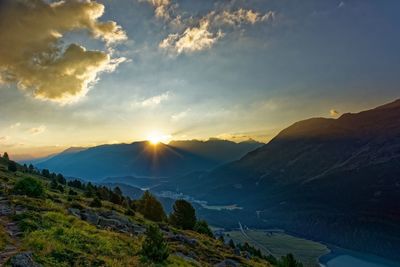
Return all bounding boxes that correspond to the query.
[0,0,400,159]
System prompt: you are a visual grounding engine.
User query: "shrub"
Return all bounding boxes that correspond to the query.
[277,253,304,267]
[141,224,169,263]
[169,199,196,230]
[228,239,236,249]
[194,220,214,237]
[7,161,17,172]
[13,177,44,198]
[57,185,64,193]
[125,208,135,216]
[89,197,102,208]
[68,189,78,196]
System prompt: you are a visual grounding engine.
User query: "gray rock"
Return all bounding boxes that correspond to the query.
[80,210,99,225]
[10,252,41,267]
[132,224,146,235]
[214,259,240,267]
[168,234,198,245]
[97,217,122,229]
[67,208,81,218]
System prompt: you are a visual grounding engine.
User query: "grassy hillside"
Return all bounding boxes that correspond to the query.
[0,159,278,267]
[224,229,328,267]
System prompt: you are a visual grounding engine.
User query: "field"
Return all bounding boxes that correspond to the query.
[224,228,329,267]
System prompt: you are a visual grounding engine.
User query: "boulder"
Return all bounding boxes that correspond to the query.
[168,234,198,246]
[214,259,240,267]
[10,252,41,267]
[80,210,99,225]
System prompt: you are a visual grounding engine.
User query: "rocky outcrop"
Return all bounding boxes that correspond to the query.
[68,208,146,234]
[167,233,198,246]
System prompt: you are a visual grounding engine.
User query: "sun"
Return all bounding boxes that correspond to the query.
[147,131,170,145]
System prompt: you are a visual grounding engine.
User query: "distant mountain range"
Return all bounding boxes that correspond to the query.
[36,139,262,181]
[155,99,400,260]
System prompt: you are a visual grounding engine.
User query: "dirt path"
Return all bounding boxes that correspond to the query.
[0,195,21,265]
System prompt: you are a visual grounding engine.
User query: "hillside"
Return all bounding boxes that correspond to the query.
[36,139,262,181]
[168,139,263,164]
[0,158,288,266]
[159,99,400,261]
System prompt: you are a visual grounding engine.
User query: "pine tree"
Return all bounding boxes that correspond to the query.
[277,254,304,267]
[141,224,169,263]
[229,239,236,249]
[7,161,17,172]
[3,152,9,161]
[169,199,196,230]
[28,164,34,173]
[137,191,166,222]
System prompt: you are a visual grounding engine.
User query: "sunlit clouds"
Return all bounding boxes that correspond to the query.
[29,125,46,135]
[212,9,275,26]
[330,109,340,117]
[131,91,171,108]
[0,0,126,104]
[160,20,224,54]
[142,0,275,54]
[141,0,174,21]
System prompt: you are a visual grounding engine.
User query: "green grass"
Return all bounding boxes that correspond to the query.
[19,211,142,266]
[225,229,329,267]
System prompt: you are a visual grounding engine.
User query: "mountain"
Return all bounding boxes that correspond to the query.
[162,99,400,260]
[37,139,262,181]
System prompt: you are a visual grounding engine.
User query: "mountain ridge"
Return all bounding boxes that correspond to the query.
[158,98,400,261]
[37,139,262,181]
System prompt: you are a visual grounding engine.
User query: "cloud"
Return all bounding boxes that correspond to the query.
[0,136,10,143]
[29,125,46,135]
[213,9,275,26]
[160,20,224,54]
[171,109,189,122]
[142,0,173,20]
[9,122,21,129]
[134,91,170,107]
[330,109,340,116]
[0,0,127,104]
[151,1,275,54]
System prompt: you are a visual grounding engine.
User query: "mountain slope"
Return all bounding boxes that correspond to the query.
[169,99,400,260]
[168,138,263,163]
[37,139,262,181]
[0,159,276,266]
